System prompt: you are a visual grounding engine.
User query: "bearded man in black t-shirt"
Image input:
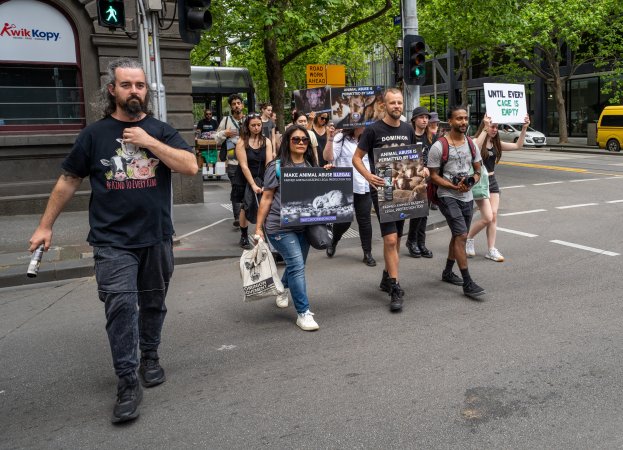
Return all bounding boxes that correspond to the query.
[28,58,198,424]
[353,88,416,313]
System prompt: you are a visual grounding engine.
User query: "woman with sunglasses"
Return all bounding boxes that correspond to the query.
[307,111,335,166]
[466,113,530,262]
[234,113,274,249]
[256,125,323,331]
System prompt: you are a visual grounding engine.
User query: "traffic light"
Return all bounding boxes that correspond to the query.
[403,35,426,86]
[178,0,212,45]
[97,0,125,29]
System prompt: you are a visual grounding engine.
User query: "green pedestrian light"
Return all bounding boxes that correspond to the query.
[97,0,125,29]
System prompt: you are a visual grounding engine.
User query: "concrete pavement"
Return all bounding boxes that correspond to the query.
[0,180,448,288]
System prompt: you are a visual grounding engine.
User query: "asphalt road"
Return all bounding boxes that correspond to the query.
[2,150,623,449]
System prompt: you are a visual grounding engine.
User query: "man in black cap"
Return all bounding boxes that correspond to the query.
[405,106,434,259]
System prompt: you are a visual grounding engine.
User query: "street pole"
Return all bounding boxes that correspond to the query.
[402,0,418,120]
[136,0,167,122]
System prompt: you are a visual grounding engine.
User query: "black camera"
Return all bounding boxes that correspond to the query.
[451,173,475,187]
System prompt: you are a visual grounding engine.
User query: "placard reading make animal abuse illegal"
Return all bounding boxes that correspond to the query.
[280,168,353,227]
[483,83,528,124]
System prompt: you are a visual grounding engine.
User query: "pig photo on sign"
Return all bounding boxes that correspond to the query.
[101,155,128,181]
[128,158,159,179]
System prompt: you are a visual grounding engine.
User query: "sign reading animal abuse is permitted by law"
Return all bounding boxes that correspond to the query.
[280,168,353,227]
[373,144,428,223]
[483,83,528,124]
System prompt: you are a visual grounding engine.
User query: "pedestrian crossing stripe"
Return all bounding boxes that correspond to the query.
[220,204,360,238]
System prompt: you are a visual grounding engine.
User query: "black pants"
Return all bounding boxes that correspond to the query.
[227,164,242,220]
[407,215,428,246]
[332,192,373,253]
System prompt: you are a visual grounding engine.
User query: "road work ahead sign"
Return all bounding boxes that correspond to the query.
[483,83,527,124]
[306,64,345,88]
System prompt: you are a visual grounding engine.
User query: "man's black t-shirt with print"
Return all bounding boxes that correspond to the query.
[62,115,193,248]
[358,120,416,174]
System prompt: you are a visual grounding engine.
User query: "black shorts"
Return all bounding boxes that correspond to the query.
[438,196,473,236]
[488,174,500,194]
[371,190,405,238]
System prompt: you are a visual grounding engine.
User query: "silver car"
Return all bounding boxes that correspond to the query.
[498,124,547,147]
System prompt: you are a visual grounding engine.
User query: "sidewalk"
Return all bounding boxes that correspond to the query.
[0,182,448,288]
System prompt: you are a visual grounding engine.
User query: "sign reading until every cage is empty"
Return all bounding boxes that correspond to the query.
[307,65,327,87]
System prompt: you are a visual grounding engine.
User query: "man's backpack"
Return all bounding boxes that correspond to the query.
[426,136,477,206]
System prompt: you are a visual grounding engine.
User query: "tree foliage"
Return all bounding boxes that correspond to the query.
[191,0,398,129]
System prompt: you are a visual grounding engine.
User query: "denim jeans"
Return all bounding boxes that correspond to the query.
[93,239,174,379]
[267,230,310,314]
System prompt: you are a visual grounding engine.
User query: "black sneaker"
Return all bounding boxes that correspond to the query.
[442,271,463,286]
[389,280,404,312]
[112,375,143,424]
[463,280,486,300]
[139,351,166,388]
[233,220,240,228]
[239,235,252,250]
[406,240,421,258]
[379,270,391,292]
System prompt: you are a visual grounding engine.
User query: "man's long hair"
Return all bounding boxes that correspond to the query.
[96,58,153,118]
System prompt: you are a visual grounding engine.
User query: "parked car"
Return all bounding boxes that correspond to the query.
[597,105,623,152]
[498,124,547,147]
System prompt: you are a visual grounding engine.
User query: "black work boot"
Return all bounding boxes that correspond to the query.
[389,279,404,312]
[379,270,391,292]
[406,240,422,258]
[112,374,143,424]
[139,351,166,388]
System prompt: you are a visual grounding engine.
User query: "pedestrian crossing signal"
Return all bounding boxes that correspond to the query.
[97,0,125,29]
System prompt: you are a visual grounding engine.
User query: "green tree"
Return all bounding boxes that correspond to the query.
[192,0,395,129]
[490,0,618,143]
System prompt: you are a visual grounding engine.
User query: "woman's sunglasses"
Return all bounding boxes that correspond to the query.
[290,136,310,144]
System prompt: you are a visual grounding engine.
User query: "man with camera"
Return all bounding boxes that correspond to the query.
[427,105,485,300]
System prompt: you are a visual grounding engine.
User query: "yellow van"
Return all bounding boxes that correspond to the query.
[597,105,623,152]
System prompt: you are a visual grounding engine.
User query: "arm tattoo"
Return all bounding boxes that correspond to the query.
[61,170,81,181]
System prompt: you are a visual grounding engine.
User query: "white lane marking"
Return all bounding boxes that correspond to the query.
[221,203,233,212]
[550,240,619,256]
[500,209,547,217]
[217,345,237,351]
[603,176,623,179]
[608,163,623,166]
[501,185,526,189]
[556,203,599,209]
[496,227,538,238]
[569,178,603,183]
[175,218,230,240]
[533,181,564,186]
[343,228,360,239]
[605,199,623,204]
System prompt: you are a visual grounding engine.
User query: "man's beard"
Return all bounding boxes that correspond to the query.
[119,95,146,119]
[387,108,402,120]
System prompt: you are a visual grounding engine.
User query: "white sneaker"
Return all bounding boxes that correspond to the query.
[466,238,476,257]
[485,248,504,262]
[296,310,319,331]
[276,289,289,308]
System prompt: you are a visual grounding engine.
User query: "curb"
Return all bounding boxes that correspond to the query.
[0,217,450,289]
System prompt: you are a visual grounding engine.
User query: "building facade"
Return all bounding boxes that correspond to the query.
[0,0,202,215]
[364,47,615,138]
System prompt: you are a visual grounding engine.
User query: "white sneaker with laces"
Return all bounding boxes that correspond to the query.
[466,238,476,257]
[296,310,319,331]
[485,247,504,262]
[276,289,289,308]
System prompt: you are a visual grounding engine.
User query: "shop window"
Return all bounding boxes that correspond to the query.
[0,0,84,134]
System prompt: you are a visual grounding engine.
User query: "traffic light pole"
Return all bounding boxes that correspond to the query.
[402,0,419,120]
[136,0,167,122]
